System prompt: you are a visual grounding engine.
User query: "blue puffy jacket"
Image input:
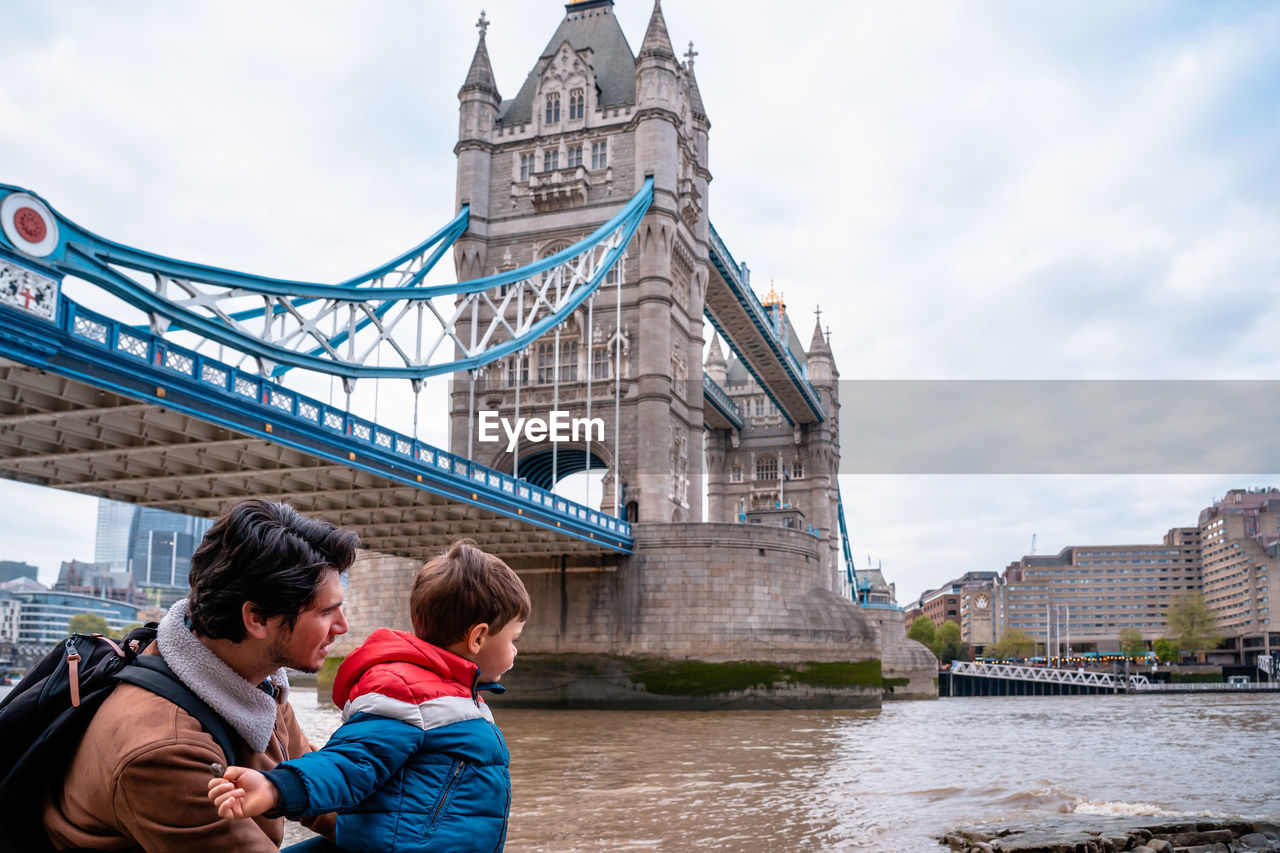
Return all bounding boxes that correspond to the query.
[264,628,510,853]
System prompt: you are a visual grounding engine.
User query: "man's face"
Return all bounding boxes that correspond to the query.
[266,569,347,673]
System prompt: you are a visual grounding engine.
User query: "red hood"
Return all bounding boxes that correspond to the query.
[332,627,478,707]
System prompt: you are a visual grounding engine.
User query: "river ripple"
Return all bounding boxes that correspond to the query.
[286,690,1279,852]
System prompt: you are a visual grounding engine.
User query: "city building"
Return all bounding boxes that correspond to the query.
[993,527,1201,655]
[55,559,144,607]
[0,560,38,583]
[94,499,211,607]
[906,572,997,636]
[858,562,898,608]
[959,580,997,653]
[2,586,140,649]
[1198,488,1280,666]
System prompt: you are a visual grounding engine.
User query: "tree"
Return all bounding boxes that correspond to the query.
[1165,592,1221,660]
[1153,637,1180,664]
[68,612,110,636]
[1118,627,1146,659]
[907,615,936,647]
[930,620,965,664]
[991,629,1036,660]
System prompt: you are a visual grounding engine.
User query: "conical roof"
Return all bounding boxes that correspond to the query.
[461,29,500,98]
[809,315,830,355]
[681,40,706,118]
[638,0,677,61]
[706,333,725,365]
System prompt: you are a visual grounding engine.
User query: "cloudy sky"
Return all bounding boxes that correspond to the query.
[3,1,1279,603]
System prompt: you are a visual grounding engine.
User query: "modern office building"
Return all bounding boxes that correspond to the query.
[0,560,38,583]
[1198,488,1280,666]
[993,527,1202,655]
[94,499,211,605]
[0,578,140,649]
[94,500,137,573]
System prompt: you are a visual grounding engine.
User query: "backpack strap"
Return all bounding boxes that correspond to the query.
[114,656,239,767]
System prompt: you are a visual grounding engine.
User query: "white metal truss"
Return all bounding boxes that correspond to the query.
[951,660,1150,688]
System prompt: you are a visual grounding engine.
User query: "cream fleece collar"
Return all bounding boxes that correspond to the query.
[156,599,290,753]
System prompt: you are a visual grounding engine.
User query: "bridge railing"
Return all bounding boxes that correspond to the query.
[951,660,1150,688]
[58,297,631,540]
[701,372,742,428]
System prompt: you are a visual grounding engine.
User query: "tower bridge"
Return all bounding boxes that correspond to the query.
[0,0,937,707]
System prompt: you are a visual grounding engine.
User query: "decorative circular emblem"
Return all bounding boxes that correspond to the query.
[14,207,47,243]
[1,193,59,258]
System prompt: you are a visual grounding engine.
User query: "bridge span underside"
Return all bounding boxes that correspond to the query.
[0,362,620,562]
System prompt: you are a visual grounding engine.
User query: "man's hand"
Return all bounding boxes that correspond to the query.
[207,766,280,820]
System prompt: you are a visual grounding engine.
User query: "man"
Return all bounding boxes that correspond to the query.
[44,499,360,852]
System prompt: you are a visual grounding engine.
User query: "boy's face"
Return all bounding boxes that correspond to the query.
[474,618,525,681]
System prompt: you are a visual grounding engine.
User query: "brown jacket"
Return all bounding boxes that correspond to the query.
[43,653,334,852]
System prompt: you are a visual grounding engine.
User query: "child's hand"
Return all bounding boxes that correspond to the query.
[207,766,280,820]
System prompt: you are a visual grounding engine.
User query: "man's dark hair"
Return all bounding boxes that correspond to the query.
[187,499,361,641]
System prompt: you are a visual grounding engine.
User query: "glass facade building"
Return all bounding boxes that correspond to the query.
[94,499,211,598]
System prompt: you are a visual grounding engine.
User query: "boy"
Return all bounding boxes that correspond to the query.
[208,539,530,853]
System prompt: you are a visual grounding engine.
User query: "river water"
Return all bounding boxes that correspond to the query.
[283,690,1279,852]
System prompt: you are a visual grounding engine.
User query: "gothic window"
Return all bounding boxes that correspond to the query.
[567,144,583,169]
[536,339,578,383]
[592,346,611,380]
[559,339,579,381]
[545,92,560,124]
[543,149,559,172]
[605,260,620,285]
[752,397,766,417]
[755,455,778,481]
[729,465,743,483]
[591,140,608,170]
[519,153,532,182]
[569,88,585,120]
[536,342,554,383]
[506,354,529,387]
[791,459,804,479]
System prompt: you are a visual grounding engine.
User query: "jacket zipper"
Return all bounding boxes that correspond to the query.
[431,761,464,826]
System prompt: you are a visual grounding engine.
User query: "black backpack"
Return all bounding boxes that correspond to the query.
[0,623,237,853]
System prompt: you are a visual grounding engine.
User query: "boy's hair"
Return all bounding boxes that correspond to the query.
[188,499,361,641]
[411,539,531,646]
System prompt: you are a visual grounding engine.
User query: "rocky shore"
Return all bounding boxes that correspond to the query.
[942,818,1280,853]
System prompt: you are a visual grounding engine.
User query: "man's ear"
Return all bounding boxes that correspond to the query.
[463,622,490,655]
[242,601,272,640]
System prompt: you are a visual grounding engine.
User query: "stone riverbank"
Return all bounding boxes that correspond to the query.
[942,818,1280,853]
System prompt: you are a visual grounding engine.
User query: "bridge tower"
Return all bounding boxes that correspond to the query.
[705,299,844,593]
[448,0,711,524]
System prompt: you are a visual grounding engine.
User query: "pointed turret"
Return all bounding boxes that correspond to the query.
[458,11,501,144]
[456,10,501,271]
[809,311,830,355]
[807,307,835,381]
[638,0,677,62]
[682,41,707,121]
[705,333,727,383]
[460,17,500,99]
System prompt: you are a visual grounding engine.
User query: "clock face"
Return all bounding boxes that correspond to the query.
[975,595,989,609]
